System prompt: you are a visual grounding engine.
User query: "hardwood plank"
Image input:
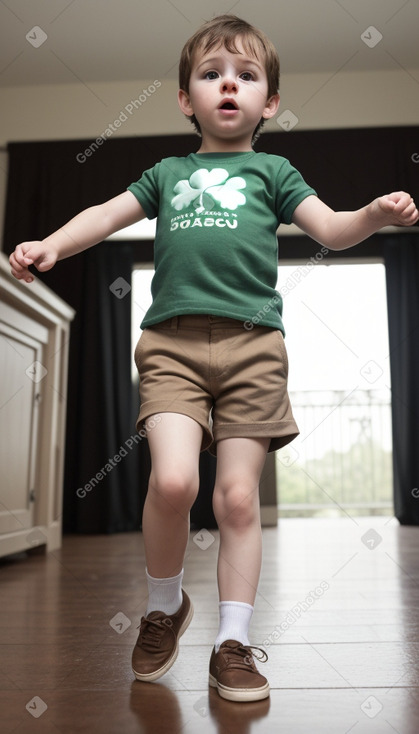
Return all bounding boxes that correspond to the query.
[2,688,419,734]
[2,518,419,733]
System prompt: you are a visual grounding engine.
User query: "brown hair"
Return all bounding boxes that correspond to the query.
[179,14,280,142]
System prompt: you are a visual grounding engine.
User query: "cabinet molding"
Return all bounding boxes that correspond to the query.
[0,253,75,558]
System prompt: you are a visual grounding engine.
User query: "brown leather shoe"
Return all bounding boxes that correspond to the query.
[209,639,270,702]
[132,590,193,682]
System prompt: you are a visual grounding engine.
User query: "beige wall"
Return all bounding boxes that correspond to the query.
[1,67,418,248]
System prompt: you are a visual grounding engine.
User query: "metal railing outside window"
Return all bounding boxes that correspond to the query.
[276,388,393,518]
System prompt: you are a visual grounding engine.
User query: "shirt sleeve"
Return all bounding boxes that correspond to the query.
[275,158,317,224]
[127,163,160,219]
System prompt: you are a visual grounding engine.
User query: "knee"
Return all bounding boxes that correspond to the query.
[148,471,199,513]
[213,482,259,529]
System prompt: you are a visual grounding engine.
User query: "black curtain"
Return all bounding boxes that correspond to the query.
[3,128,418,530]
[384,235,419,525]
[61,241,141,532]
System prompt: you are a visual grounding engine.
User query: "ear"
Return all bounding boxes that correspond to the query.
[262,93,280,120]
[178,89,194,116]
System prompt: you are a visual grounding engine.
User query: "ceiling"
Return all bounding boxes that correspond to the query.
[0,0,418,88]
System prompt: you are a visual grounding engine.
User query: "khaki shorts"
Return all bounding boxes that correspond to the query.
[134,315,299,456]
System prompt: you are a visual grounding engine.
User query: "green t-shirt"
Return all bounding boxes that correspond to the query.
[127,151,316,333]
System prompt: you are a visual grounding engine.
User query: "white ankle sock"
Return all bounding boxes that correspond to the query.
[214,601,254,652]
[146,568,184,616]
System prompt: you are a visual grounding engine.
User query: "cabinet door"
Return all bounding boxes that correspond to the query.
[0,321,44,535]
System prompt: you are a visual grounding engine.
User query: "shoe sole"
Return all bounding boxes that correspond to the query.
[132,600,194,682]
[209,673,270,702]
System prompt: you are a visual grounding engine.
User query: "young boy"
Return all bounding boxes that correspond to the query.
[9,15,417,703]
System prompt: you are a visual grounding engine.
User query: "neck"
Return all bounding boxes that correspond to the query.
[197,133,253,154]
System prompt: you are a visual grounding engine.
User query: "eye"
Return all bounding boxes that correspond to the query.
[240,72,254,82]
[204,70,219,80]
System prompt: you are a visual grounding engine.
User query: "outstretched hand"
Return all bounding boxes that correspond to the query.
[9,241,58,283]
[372,191,419,227]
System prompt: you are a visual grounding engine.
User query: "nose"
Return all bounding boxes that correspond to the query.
[220,76,238,93]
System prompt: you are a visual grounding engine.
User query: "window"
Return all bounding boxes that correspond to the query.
[131,265,154,381]
[275,261,392,518]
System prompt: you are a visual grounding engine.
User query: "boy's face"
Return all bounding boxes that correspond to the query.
[178,38,279,150]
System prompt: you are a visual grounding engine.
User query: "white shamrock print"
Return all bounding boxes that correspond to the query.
[171,169,226,212]
[171,168,246,214]
[207,176,246,210]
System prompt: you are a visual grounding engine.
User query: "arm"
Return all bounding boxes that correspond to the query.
[9,191,146,283]
[292,192,418,250]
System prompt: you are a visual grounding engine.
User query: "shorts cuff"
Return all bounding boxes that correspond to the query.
[137,401,213,453]
[212,421,299,456]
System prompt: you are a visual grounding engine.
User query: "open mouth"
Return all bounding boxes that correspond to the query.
[218,99,238,111]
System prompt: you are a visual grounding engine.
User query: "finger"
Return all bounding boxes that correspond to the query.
[10,248,34,277]
[9,254,25,274]
[391,190,410,202]
[392,194,410,213]
[399,207,418,225]
[9,252,19,269]
[10,265,33,282]
[14,248,34,266]
[379,196,396,213]
[396,199,414,214]
[20,252,35,265]
[399,201,417,219]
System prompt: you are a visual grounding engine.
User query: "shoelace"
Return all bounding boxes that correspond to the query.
[138,616,173,649]
[222,643,268,670]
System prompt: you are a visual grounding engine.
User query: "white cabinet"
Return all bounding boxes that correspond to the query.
[0,252,75,557]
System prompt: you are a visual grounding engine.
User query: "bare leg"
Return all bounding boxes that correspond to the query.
[142,412,203,578]
[212,437,270,605]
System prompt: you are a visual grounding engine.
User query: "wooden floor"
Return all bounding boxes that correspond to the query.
[2,516,419,733]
